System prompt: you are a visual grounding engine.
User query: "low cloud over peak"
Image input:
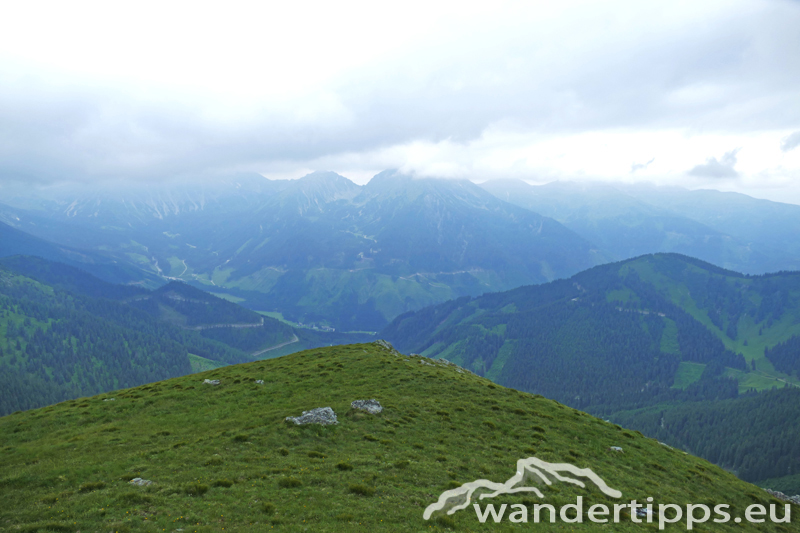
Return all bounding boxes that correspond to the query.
[688,150,740,179]
[0,1,799,203]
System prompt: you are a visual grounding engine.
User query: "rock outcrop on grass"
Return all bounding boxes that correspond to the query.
[372,339,400,355]
[765,489,800,505]
[351,399,383,414]
[285,407,338,425]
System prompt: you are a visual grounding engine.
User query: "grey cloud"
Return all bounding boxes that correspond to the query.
[688,150,740,178]
[631,158,655,173]
[1,2,799,185]
[781,131,800,152]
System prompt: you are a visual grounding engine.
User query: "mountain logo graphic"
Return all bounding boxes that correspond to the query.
[423,456,622,520]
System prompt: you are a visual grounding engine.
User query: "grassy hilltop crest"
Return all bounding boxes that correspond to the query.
[0,342,795,532]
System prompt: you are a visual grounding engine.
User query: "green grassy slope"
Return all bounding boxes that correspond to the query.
[0,342,795,532]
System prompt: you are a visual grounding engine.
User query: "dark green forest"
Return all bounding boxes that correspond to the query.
[0,256,374,415]
[384,256,751,412]
[127,281,264,327]
[0,266,252,415]
[612,387,800,489]
[765,335,800,377]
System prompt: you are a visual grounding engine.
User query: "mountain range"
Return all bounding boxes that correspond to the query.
[0,171,605,331]
[481,179,800,274]
[5,172,800,333]
[4,172,800,496]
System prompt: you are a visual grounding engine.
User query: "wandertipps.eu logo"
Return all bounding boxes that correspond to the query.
[423,456,792,530]
[424,456,621,522]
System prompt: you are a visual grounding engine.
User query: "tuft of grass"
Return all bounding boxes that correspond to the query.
[212,478,233,488]
[277,477,302,489]
[233,434,249,442]
[336,461,353,471]
[262,502,275,514]
[307,451,326,458]
[116,491,152,504]
[40,492,70,504]
[77,481,105,492]
[18,522,74,533]
[348,483,375,497]
[432,515,457,529]
[184,483,209,496]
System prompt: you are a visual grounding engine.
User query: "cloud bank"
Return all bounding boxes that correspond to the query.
[0,0,799,202]
[688,150,740,178]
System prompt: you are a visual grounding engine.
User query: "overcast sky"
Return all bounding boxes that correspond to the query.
[2,0,800,203]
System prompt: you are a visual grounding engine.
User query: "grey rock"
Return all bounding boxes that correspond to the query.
[103,398,116,402]
[255,379,264,384]
[765,489,800,505]
[129,477,153,486]
[285,407,338,426]
[438,357,476,375]
[636,507,656,518]
[609,446,623,452]
[372,339,400,355]
[351,399,383,414]
[203,379,220,385]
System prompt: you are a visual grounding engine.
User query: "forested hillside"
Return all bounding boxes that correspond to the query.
[1,256,298,355]
[0,221,161,287]
[765,335,800,377]
[382,253,800,484]
[613,387,800,489]
[128,281,267,327]
[382,253,800,408]
[0,268,190,414]
[0,256,373,414]
[0,264,259,415]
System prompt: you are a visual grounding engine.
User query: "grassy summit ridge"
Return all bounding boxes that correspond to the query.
[0,342,795,532]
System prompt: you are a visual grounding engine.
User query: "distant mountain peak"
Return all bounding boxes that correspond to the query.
[296,170,353,183]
